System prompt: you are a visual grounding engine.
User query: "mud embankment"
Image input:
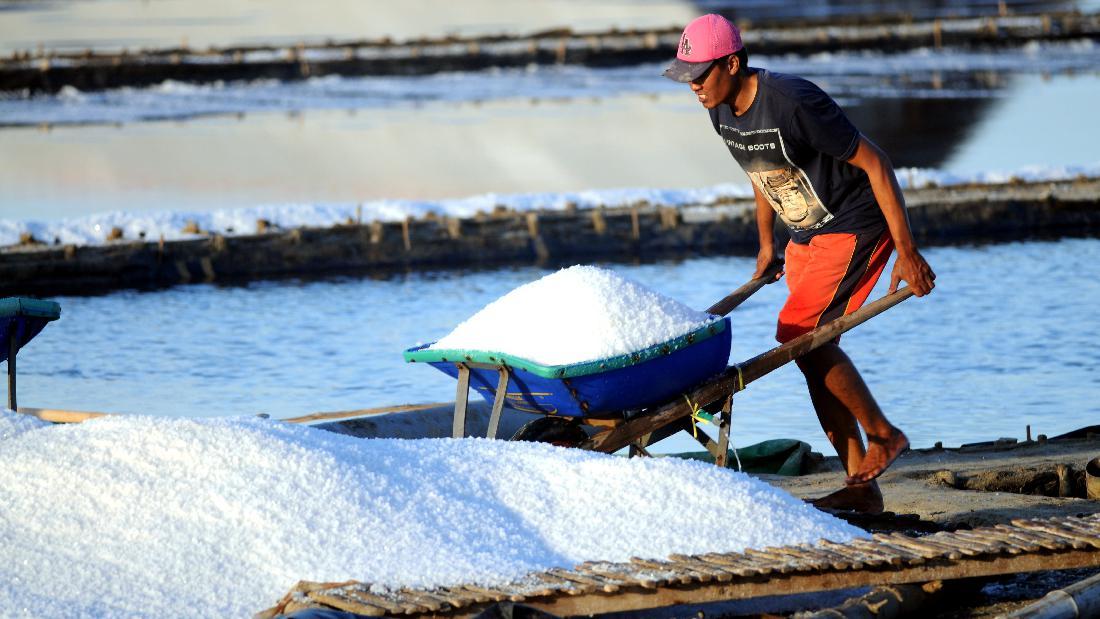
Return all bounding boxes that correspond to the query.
[2,178,1098,296]
[3,12,1098,94]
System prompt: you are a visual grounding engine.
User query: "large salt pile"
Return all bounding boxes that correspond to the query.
[430,265,718,365]
[0,410,863,617]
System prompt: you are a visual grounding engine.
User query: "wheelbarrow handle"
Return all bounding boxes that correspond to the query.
[581,286,915,455]
[705,259,784,316]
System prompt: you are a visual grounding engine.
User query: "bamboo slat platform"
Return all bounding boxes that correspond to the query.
[259,514,1100,618]
[4,12,1098,93]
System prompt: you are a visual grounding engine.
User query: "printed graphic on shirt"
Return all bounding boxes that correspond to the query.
[720,125,834,230]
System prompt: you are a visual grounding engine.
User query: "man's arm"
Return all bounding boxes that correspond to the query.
[751,182,781,280]
[846,136,936,296]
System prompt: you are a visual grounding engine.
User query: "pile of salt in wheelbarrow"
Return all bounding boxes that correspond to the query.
[406,262,913,462]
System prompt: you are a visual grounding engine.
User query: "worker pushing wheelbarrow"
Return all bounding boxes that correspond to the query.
[410,12,937,515]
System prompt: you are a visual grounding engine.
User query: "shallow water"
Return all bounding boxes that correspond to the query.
[15,237,1100,454]
[3,69,1098,221]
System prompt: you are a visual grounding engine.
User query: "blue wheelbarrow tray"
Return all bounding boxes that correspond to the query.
[403,317,731,417]
[1,298,62,365]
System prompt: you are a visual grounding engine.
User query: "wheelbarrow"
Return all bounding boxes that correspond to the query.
[404,262,914,464]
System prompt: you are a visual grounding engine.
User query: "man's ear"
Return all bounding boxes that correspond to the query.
[727,54,740,76]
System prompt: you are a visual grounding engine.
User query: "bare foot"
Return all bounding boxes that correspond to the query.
[809,482,884,514]
[846,427,909,485]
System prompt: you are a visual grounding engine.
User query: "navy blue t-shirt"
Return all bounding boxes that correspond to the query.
[709,69,885,244]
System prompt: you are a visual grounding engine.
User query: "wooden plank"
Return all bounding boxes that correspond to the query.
[629,558,696,585]
[535,572,592,595]
[1014,520,1100,549]
[698,551,774,576]
[667,555,735,582]
[579,562,659,590]
[869,535,927,564]
[17,402,450,425]
[818,538,892,567]
[878,533,963,560]
[282,402,450,424]
[15,406,111,424]
[546,568,621,593]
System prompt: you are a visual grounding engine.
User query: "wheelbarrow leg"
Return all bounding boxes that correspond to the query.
[715,393,734,468]
[7,325,16,412]
[628,441,652,458]
[486,367,510,440]
[628,433,653,458]
[452,364,470,439]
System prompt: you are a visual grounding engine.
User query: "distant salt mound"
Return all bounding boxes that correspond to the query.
[0,414,863,617]
[430,265,718,365]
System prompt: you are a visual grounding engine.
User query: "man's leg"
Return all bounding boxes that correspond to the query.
[798,343,906,512]
[778,231,906,500]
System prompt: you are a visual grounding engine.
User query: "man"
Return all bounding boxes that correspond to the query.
[665,14,935,513]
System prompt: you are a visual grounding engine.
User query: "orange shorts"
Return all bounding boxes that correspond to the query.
[776,230,893,343]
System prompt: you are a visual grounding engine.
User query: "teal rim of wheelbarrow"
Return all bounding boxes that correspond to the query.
[404,316,728,379]
[0,298,62,320]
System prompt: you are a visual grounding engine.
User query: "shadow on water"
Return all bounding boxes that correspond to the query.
[848,97,995,168]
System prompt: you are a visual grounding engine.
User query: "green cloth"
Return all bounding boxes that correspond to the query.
[669,438,812,476]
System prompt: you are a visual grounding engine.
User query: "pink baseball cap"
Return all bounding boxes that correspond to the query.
[663,14,744,83]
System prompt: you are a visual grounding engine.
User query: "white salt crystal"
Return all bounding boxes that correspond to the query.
[0,414,862,617]
[0,408,49,441]
[430,265,719,365]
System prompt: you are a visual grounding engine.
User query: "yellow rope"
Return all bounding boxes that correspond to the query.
[682,395,712,439]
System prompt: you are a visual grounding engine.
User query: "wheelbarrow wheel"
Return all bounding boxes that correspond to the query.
[510,417,588,447]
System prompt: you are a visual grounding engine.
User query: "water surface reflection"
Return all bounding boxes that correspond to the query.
[16,238,1100,454]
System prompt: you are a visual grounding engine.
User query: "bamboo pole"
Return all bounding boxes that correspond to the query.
[1005,570,1100,618]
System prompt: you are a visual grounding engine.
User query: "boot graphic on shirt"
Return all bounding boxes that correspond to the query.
[757,168,811,223]
[748,166,830,229]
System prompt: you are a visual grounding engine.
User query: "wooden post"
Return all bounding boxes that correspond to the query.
[591,209,607,235]
[630,206,640,240]
[7,326,16,411]
[401,217,412,252]
[446,217,462,240]
[526,212,539,238]
[659,207,679,230]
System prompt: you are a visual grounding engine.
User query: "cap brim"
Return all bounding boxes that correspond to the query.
[662,58,712,83]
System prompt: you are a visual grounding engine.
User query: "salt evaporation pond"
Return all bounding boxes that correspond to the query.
[430,265,717,365]
[0,410,862,617]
